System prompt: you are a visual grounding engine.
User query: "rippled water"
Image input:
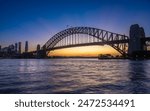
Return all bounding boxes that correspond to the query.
[0,59,150,94]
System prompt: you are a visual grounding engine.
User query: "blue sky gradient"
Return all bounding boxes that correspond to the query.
[0,0,150,50]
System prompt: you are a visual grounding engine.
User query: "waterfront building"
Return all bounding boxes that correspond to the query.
[15,43,18,53]
[25,41,28,53]
[18,42,21,54]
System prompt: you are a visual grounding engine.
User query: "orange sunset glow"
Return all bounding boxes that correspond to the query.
[49,45,120,57]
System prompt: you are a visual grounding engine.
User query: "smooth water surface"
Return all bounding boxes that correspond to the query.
[0,59,150,94]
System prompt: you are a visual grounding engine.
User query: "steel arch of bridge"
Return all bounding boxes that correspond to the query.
[44,27,129,56]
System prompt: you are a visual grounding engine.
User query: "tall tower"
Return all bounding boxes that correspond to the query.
[0,45,1,52]
[18,42,21,54]
[128,24,146,56]
[25,41,28,53]
[15,43,18,53]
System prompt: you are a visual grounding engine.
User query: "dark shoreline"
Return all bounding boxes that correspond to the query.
[0,57,150,60]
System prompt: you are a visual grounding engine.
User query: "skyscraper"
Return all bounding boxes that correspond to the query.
[15,43,18,53]
[18,42,21,54]
[25,41,28,53]
[0,45,1,52]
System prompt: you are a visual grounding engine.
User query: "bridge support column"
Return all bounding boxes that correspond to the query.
[36,45,47,58]
[128,24,146,58]
[36,50,47,58]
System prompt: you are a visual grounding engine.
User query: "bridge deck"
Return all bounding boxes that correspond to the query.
[48,40,129,51]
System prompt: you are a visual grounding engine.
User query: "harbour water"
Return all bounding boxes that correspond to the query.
[0,59,150,94]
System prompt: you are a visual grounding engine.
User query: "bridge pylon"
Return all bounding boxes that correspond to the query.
[128,24,146,57]
[36,45,47,58]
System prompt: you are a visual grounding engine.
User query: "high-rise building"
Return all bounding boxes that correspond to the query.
[0,45,1,52]
[25,41,28,53]
[15,43,18,53]
[18,42,21,54]
[37,44,40,51]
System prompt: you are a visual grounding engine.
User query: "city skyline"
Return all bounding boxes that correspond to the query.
[0,0,150,56]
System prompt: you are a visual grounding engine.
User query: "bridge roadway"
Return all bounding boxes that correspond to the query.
[29,39,128,53]
[47,39,129,51]
[49,37,150,51]
[29,37,150,54]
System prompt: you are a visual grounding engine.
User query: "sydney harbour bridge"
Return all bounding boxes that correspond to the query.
[31,24,150,58]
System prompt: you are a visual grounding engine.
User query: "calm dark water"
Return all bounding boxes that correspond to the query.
[0,59,150,94]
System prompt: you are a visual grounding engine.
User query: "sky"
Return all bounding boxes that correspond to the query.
[0,0,150,56]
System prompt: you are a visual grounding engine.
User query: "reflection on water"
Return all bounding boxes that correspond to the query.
[0,59,150,94]
[128,61,150,93]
